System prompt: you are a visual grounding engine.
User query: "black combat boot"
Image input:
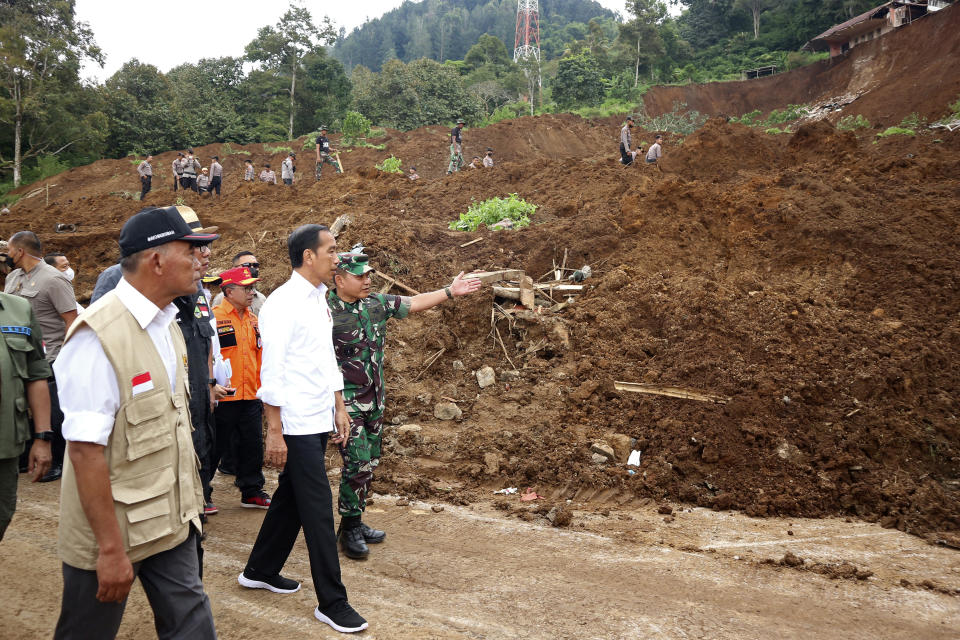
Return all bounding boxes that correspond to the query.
[338,522,369,559]
[360,522,386,544]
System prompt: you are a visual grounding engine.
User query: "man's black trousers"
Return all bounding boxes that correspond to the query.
[213,399,264,499]
[244,432,348,610]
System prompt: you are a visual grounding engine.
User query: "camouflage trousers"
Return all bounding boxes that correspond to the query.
[316,154,342,179]
[337,407,384,518]
[447,144,464,174]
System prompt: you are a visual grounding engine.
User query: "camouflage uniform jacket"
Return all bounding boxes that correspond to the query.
[327,290,412,413]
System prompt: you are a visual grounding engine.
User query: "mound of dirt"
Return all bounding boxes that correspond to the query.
[642,4,960,128]
[2,92,959,542]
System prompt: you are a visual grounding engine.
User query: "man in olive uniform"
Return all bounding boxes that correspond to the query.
[328,253,482,559]
[315,126,342,180]
[0,262,53,540]
[447,118,465,175]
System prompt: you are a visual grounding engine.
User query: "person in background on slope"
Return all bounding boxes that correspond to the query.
[447,118,465,174]
[137,155,153,200]
[315,126,342,179]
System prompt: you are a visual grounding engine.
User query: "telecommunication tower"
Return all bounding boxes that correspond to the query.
[514,0,542,99]
[513,0,541,64]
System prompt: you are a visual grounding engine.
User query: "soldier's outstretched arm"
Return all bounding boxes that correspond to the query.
[409,271,483,313]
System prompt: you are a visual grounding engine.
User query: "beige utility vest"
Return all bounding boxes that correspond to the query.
[58,292,203,570]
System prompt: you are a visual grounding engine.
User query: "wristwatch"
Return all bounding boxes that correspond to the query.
[444,286,453,300]
[34,430,54,441]
[208,378,217,386]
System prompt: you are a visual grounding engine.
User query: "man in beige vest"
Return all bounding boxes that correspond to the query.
[52,206,218,640]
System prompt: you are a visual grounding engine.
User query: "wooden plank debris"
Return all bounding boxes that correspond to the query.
[519,276,535,309]
[373,269,420,295]
[464,269,524,284]
[459,237,484,248]
[614,381,731,404]
[330,214,352,237]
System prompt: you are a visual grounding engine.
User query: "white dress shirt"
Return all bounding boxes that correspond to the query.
[55,277,180,446]
[257,270,343,435]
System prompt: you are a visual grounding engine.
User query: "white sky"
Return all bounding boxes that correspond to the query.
[77,0,663,81]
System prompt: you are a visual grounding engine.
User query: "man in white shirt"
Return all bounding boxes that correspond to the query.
[52,206,218,639]
[238,223,368,634]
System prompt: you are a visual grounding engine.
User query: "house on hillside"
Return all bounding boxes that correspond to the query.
[803,0,952,58]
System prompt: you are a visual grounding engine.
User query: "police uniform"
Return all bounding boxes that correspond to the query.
[0,293,51,539]
[328,254,411,529]
[137,159,152,199]
[181,156,200,192]
[315,129,342,179]
[281,155,295,185]
[172,156,184,191]
[209,160,223,195]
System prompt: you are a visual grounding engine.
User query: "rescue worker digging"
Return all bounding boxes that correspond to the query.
[328,253,483,559]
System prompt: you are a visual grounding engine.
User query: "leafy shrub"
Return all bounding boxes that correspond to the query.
[342,111,372,142]
[264,144,294,154]
[731,110,762,126]
[639,102,707,135]
[876,127,915,138]
[765,127,785,135]
[766,104,807,125]
[837,114,871,131]
[449,194,537,232]
[36,155,69,179]
[375,156,403,174]
[367,127,387,139]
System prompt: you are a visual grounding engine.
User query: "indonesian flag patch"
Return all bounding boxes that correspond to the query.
[131,372,154,395]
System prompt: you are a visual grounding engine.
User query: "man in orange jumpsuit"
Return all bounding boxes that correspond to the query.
[212,266,269,508]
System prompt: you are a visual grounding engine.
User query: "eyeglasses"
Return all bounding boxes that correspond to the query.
[227,285,256,292]
[191,242,212,254]
[239,262,260,269]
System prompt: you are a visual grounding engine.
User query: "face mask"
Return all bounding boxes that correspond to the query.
[63,267,75,282]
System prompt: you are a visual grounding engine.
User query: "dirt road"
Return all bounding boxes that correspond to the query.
[2,471,958,640]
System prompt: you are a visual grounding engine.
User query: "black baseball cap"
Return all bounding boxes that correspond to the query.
[119,206,219,257]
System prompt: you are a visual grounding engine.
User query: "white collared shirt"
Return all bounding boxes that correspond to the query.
[55,277,180,446]
[257,270,343,435]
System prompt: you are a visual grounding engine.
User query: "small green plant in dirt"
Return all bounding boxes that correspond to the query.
[899,113,926,130]
[375,156,403,174]
[837,114,871,131]
[221,142,250,156]
[731,109,762,126]
[766,104,807,125]
[264,144,294,155]
[765,127,786,135]
[449,194,537,232]
[876,126,915,138]
[367,127,387,139]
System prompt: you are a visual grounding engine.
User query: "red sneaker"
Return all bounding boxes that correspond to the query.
[204,502,219,516]
[241,492,271,509]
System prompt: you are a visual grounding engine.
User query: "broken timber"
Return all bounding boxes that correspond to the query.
[373,269,420,295]
[330,214,351,237]
[466,269,524,284]
[614,381,731,404]
[459,237,484,248]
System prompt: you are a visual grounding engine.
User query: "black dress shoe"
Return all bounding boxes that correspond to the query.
[338,525,369,559]
[360,522,386,544]
[39,466,62,483]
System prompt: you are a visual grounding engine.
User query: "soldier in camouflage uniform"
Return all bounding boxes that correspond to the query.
[328,252,483,559]
[315,126,342,180]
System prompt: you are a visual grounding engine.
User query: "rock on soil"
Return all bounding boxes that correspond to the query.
[434,402,462,421]
[476,366,496,388]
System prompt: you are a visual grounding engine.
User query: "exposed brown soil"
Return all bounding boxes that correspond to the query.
[641,3,960,127]
[3,25,960,550]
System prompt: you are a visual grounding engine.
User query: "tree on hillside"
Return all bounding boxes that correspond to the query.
[245,4,337,140]
[552,53,604,110]
[101,60,179,157]
[621,0,668,85]
[734,0,773,39]
[0,0,102,186]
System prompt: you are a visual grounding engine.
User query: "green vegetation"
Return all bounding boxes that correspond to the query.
[731,110,763,126]
[899,113,926,130]
[765,127,786,135]
[375,156,404,174]
[766,104,807,124]
[449,194,537,232]
[837,114,871,131]
[876,127,915,138]
[220,143,251,156]
[639,102,707,135]
[263,144,295,154]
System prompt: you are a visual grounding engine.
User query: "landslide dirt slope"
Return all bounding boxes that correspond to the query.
[3,100,959,541]
[642,3,960,127]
